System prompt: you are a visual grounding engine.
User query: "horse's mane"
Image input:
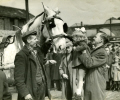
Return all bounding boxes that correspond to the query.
[15,30,24,50]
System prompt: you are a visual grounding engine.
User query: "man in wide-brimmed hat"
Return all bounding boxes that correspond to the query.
[14,30,53,100]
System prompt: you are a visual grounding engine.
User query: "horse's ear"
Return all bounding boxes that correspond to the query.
[63,23,68,33]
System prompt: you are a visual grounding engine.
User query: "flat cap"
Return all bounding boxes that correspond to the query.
[22,30,37,38]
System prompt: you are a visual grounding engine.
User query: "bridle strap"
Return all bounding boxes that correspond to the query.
[0,53,3,66]
[29,12,44,28]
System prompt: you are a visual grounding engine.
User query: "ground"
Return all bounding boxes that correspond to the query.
[10,87,120,100]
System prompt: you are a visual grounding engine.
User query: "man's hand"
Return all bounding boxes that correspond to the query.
[49,60,57,64]
[73,46,76,51]
[82,50,86,53]
[25,94,33,100]
[106,64,110,68]
[62,74,68,79]
[45,60,56,65]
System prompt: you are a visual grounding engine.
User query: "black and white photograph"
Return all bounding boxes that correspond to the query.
[0,0,120,100]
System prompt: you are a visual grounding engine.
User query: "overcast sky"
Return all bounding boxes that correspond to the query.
[0,0,120,26]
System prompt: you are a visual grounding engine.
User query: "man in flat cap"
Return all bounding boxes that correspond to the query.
[14,30,52,100]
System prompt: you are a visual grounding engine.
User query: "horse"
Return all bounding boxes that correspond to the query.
[21,4,85,100]
[0,30,23,85]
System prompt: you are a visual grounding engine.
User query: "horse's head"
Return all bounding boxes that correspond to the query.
[42,5,69,53]
[21,4,69,53]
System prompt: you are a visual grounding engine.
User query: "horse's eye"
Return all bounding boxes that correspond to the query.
[49,22,52,24]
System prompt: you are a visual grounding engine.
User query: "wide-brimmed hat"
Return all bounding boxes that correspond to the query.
[22,30,37,38]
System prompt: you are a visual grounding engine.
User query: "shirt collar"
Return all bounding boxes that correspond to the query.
[26,44,34,52]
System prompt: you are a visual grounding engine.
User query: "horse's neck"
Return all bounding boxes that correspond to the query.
[14,39,24,51]
[29,14,44,31]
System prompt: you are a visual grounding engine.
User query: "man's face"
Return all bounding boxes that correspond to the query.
[66,45,73,53]
[9,36,14,43]
[27,35,38,48]
[105,47,110,55]
[109,45,112,51]
[92,33,102,45]
[113,44,119,51]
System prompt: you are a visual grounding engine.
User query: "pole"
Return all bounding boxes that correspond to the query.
[110,18,112,37]
[25,0,29,22]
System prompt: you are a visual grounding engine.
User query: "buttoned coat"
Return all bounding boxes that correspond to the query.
[80,46,107,100]
[59,53,73,100]
[14,44,51,100]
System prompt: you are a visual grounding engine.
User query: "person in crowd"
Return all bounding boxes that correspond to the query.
[0,70,12,100]
[113,43,120,56]
[59,27,90,100]
[72,27,90,99]
[106,43,114,90]
[105,46,111,90]
[79,31,109,100]
[111,55,120,91]
[107,43,113,52]
[14,30,54,100]
[45,52,61,90]
[50,53,63,91]
[59,38,73,100]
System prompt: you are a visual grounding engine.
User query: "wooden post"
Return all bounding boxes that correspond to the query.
[81,21,83,27]
[25,0,29,22]
[14,19,19,30]
[110,19,112,37]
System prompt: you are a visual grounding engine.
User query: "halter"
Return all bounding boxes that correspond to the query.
[42,14,71,42]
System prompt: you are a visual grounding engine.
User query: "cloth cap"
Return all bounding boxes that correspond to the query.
[22,30,37,38]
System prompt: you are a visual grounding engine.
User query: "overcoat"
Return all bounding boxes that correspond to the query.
[59,53,73,100]
[0,70,11,100]
[14,44,51,100]
[80,46,107,100]
[50,53,63,80]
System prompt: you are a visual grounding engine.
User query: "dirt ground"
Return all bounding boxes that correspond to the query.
[45,90,120,100]
[11,88,120,100]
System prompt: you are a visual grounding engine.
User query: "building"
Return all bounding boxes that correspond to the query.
[69,17,120,40]
[0,5,34,37]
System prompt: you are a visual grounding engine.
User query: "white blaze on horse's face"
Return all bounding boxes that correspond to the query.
[44,5,67,53]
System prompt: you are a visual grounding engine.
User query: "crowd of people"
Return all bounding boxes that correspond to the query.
[0,28,120,100]
[105,43,120,91]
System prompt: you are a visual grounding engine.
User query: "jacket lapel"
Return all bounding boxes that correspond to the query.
[22,45,36,65]
[63,53,72,67]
